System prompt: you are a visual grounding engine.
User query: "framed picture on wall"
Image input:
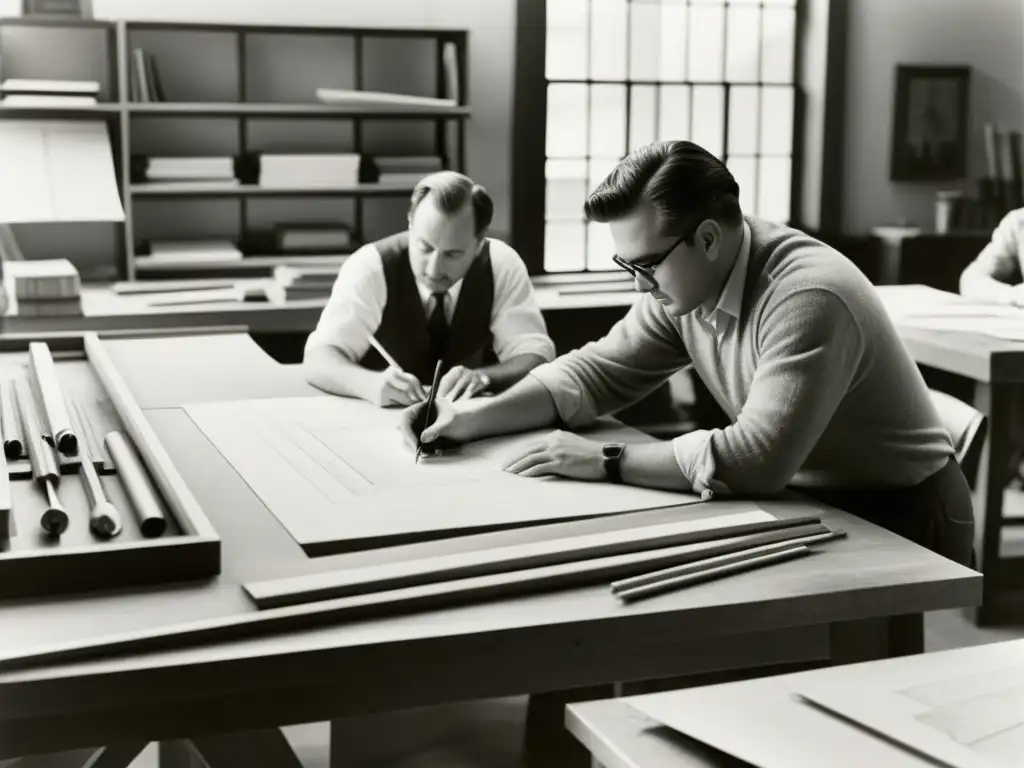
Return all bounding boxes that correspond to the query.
[890,65,971,182]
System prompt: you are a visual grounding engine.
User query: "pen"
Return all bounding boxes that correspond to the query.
[368,336,404,372]
[416,360,444,464]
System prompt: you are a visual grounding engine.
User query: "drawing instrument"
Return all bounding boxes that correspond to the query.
[71,407,121,538]
[0,423,10,540]
[415,359,444,464]
[28,342,77,454]
[1,380,22,459]
[367,336,403,372]
[615,545,812,603]
[14,379,68,535]
[610,529,846,594]
[245,514,826,609]
[105,431,166,538]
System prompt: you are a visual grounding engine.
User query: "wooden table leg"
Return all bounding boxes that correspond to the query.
[972,381,1013,625]
[188,729,302,768]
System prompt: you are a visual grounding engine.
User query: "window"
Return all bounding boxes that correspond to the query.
[533,0,800,273]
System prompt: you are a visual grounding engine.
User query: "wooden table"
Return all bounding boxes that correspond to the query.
[0,333,980,766]
[877,284,1024,624]
[566,638,1024,768]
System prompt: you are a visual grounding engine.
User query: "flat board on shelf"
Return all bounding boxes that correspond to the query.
[183,396,705,555]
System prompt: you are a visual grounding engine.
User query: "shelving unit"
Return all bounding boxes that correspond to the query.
[0,18,470,281]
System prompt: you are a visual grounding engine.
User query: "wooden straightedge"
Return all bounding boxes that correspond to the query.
[0,333,219,599]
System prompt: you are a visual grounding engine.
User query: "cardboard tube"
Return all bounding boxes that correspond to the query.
[28,342,77,455]
[105,431,165,538]
[1,380,22,460]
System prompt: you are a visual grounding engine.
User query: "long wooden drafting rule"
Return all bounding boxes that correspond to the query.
[14,379,68,535]
[71,407,121,537]
[28,342,77,455]
[105,431,165,538]
[0,380,22,460]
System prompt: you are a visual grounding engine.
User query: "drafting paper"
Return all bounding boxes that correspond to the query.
[0,120,124,223]
[184,396,705,550]
[630,639,1024,768]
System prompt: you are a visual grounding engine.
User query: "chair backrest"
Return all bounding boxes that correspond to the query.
[929,389,987,487]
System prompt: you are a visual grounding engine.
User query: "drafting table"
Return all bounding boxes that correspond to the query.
[0,333,979,766]
[567,638,1024,768]
[877,284,1024,624]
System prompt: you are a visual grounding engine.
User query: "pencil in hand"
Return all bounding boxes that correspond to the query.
[416,360,445,464]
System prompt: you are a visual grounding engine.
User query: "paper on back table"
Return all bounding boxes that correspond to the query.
[183,396,704,548]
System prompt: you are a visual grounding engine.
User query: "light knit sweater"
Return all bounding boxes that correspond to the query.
[530,216,954,495]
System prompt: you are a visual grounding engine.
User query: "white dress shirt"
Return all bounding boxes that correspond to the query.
[305,237,556,365]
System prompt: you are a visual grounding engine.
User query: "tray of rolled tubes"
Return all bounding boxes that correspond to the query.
[0,333,219,599]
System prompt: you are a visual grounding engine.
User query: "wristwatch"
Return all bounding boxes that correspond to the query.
[476,371,492,392]
[602,442,626,483]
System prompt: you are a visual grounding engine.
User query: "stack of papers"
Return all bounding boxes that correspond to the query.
[137,240,243,268]
[259,153,361,188]
[0,78,99,107]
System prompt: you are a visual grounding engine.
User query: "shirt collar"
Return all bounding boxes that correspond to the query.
[698,219,751,329]
[415,277,462,309]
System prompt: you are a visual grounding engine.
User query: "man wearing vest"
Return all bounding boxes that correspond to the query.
[303,171,556,406]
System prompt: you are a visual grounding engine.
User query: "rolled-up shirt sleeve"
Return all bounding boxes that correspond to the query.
[488,241,556,362]
[529,293,691,426]
[966,209,1024,284]
[303,244,387,362]
[674,288,865,495]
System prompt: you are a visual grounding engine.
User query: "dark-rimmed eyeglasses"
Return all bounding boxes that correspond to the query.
[611,232,689,291]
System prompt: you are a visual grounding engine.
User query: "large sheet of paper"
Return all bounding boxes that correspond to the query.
[0,120,125,223]
[184,396,704,552]
[879,285,1024,340]
[629,638,1024,768]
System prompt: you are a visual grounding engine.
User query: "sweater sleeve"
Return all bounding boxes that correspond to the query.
[675,288,865,494]
[529,294,691,426]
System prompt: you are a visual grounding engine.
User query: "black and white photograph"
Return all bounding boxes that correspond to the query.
[0,1,1020,767]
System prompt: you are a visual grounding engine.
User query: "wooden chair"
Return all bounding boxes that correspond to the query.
[929,388,987,488]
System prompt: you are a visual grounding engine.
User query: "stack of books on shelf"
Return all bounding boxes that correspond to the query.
[256,153,362,189]
[3,259,82,316]
[130,48,166,102]
[136,239,243,269]
[132,155,238,185]
[0,78,99,107]
[273,264,342,301]
[276,224,357,255]
[367,155,443,185]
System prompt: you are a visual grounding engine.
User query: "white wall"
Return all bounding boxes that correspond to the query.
[5,0,516,238]
[843,0,1024,233]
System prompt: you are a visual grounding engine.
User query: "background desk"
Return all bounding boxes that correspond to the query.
[0,333,979,765]
[877,285,1024,624]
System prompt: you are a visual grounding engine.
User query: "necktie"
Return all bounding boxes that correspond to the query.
[427,292,449,368]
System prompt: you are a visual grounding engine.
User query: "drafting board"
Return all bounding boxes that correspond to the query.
[629,638,1024,768]
[183,396,704,554]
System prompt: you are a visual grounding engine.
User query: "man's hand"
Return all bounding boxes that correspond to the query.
[377,367,427,408]
[502,430,605,481]
[435,365,490,401]
[399,396,465,452]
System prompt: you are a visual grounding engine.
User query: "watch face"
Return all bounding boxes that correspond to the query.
[603,442,626,459]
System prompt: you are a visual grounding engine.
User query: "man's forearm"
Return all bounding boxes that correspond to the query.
[620,441,692,491]
[303,345,382,403]
[960,267,1017,305]
[458,375,559,441]
[477,353,548,392]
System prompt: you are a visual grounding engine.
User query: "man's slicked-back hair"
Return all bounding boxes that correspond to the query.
[584,141,742,241]
[409,170,494,238]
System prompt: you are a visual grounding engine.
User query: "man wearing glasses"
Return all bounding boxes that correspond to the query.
[400,140,974,567]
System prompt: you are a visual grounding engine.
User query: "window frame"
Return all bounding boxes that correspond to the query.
[512,0,807,275]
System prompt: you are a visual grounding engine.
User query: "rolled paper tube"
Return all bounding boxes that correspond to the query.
[105,431,166,538]
[41,477,69,536]
[71,407,121,538]
[0,381,22,460]
[28,342,77,455]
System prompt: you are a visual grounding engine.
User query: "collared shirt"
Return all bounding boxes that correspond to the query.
[696,220,751,339]
[305,237,556,365]
[530,216,953,497]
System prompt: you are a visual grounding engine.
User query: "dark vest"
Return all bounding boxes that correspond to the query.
[359,232,496,382]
